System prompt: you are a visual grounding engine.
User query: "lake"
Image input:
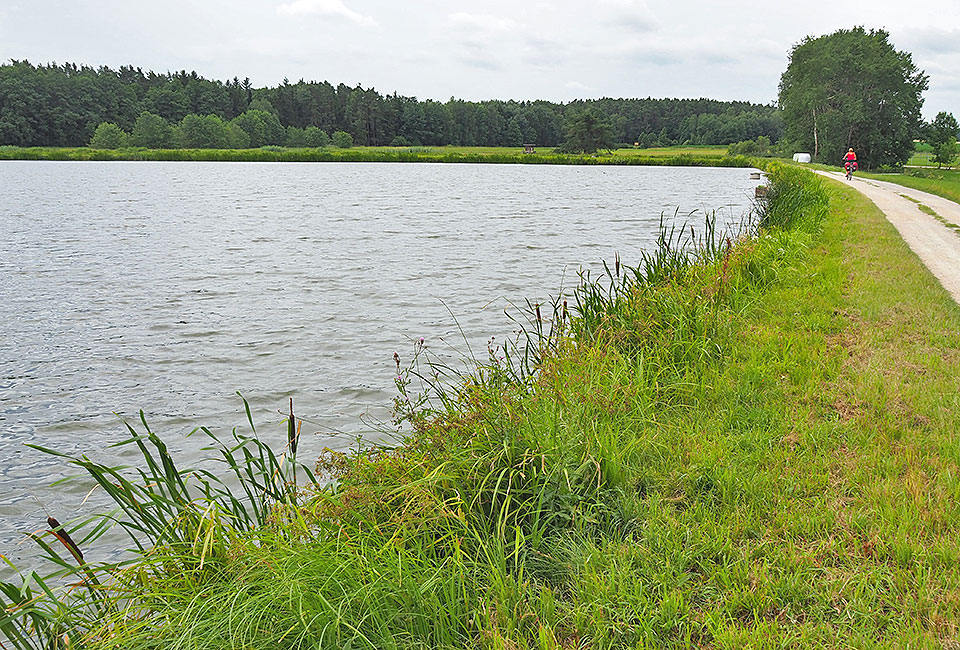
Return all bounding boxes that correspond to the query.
[0,161,759,563]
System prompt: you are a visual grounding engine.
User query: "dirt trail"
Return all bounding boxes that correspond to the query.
[816,170,960,303]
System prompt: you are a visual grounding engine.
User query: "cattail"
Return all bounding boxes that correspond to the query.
[562,299,568,322]
[287,398,297,456]
[47,516,83,564]
[393,351,401,372]
[615,252,620,278]
[535,303,541,323]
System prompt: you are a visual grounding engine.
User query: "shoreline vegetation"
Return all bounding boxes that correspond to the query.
[5,163,960,647]
[0,144,754,167]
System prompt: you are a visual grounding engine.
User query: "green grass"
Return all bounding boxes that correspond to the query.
[861,168,960,206]
[906,150,959,169]
[0,145,746,167]
[906,140,958,168]
[606,145,730,158]
[906,151,936,167]
[5,163,960,648]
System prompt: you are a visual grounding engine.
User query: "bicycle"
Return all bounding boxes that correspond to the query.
[844,160,857,180]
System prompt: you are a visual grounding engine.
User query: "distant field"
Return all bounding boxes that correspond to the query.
[905,151,943,167]
[355,145,543,156]
[906,140,958,168]
[907,151,932,166]
[431,145,733,158]
[0,144,743,166]
[612,145,730,158]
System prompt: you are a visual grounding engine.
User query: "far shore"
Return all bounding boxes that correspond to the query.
[0,144,758,167]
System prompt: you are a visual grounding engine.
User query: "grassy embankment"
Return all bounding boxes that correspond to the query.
[4,164,960,648]
[0,144,749,167]
[861,168,960,206]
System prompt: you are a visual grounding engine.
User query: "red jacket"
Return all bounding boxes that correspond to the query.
[844,151,857,161]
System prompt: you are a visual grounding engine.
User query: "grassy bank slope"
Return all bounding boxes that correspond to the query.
[0,145,748,167]
[862,168,960,205]
[4,166,960,648]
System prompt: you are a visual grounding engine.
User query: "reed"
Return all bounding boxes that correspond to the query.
[0,397,315,648]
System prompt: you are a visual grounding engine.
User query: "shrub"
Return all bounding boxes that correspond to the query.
[286,126,307,148]
[173,114,233,148]
[332,130,354,148]
[230,110,285,148]
[130,112,172,148]
[304,126,330,147]
[89,122,128,149]
[727,135,775,157]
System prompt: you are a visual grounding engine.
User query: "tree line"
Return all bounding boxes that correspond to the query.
[0,60,783,149]
[88,109,356,150]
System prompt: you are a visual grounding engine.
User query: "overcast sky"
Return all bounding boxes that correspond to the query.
[0,1,956,118]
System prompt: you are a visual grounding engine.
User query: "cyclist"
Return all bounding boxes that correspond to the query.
[843,148,858,179]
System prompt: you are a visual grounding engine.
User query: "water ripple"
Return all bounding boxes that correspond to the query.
[0,160,758,562]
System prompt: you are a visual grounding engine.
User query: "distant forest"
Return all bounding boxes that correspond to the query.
[0,61,783,148]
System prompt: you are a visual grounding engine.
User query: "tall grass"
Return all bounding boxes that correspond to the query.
[0,397,314,649]
[1,163,839,649]
[755,164,830,231]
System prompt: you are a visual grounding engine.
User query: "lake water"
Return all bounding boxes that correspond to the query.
[0,161,759,564]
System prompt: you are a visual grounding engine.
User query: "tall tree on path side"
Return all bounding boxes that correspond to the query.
[778,27,928,168]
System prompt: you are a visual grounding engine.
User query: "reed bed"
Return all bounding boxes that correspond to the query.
[0,145,752,168]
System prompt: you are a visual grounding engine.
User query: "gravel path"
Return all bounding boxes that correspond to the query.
[816,170,960,303]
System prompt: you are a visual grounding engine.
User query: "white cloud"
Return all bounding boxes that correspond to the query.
[446,12,522,73]
[1,0,957,118]
[899,27,960,55]
[448,12,517,33]
[564,80,595,92]
[598,0,658,32]
[277,0,376,27]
